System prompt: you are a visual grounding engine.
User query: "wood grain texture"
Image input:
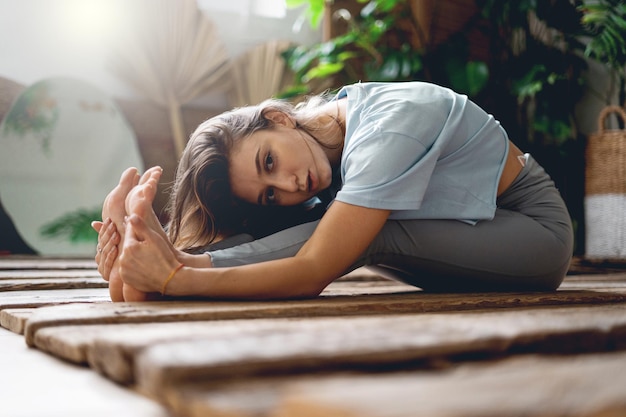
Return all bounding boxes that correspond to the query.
[165,374,313,417]
[273,352,626,417]
[110,304,626,395]
[0,257,96,270]
[0,288,111,312]
[163,351,626,417]
[0,277,107,292]
[0,308,33,334]
[0,269,101,280]
[23,286,626,348]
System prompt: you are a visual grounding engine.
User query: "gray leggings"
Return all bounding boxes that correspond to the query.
[208,155,573,292]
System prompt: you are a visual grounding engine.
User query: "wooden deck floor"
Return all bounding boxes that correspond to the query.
[2,256,626,417]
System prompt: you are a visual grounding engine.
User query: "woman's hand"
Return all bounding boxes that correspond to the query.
[92,218,120,282]
[119,214,182,294]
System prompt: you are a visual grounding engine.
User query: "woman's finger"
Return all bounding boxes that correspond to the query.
[119,216,147,290]
[102,224,119,280]
[97,219,119,281]
[101,244,118,283]
[94,218,109,267]
[91,221,103,233]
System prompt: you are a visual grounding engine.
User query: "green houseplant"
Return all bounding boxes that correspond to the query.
[281,0,488,98]
[578,0,626,106]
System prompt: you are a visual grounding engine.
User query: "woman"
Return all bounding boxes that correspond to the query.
[94,81,573,301]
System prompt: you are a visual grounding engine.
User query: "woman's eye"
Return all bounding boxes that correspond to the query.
[265,153,274,171]
[266,187,276,205]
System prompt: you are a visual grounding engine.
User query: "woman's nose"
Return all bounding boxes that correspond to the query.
[273,173,299,192]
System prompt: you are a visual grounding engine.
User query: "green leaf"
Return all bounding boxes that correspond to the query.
[40,207,101,244]
[360,1,378,18]
[285,0,309,7]
[286,0,326,28]
[303,62,345,82]
[464,61,489,96]
[282,47,317,75]
[275,84,311,99]
[376,0,403,13]
[336,51,359,62]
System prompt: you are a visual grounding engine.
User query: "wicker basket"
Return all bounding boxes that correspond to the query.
[585,105,626,261]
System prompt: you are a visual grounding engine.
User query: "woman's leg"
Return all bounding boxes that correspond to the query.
[356,156,573,291]
[206,221,319,267]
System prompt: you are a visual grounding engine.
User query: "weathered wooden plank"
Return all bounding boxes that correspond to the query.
[556,273,626,293]
[38,320,294,369]
[271,352,626,417]
[0,277,107,292]
[0,278,399,294]
[0,308,33,334]
[128,304,626,397]
[0,257,96,270]
[31,304,626,387]
[0,288,111,311]
[164,374,302,417]
[164,352,626,417]
[335,267,390,281]
[23,287,626,348]
[0,269,101,280]
[320,281,419,296]
[562,272,626,282]
[569,256,626,274]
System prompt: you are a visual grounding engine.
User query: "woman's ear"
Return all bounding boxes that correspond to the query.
[263,110,296,128]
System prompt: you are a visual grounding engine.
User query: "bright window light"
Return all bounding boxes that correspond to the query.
[60,0,124,45]
[196,0,286,18]
[253,0,286,18]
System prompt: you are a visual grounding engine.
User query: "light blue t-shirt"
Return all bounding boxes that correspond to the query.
[334,82,509,223]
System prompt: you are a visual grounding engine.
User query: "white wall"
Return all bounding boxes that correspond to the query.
[0,0,321,106]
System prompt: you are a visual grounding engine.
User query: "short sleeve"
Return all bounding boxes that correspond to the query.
[333,82,507,221]
[335,130,438,210]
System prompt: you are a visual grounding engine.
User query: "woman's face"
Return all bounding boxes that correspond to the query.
[229,121,333,206]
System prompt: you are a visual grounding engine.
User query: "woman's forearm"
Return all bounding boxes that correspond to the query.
[165,203,389,300]
[120,203,388,300]
[166,256,328,300]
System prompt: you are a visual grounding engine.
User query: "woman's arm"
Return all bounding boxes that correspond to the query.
[119,201,390,299]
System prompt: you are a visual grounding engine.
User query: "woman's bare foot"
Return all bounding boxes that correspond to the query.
[122,167,166,302]
[99,167,140,301]
[125,167,167,239]
[101,167,139,266]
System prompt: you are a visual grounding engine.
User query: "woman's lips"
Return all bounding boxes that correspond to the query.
[308,171,317,193]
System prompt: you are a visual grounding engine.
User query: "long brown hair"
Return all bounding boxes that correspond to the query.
[165,95,338,251]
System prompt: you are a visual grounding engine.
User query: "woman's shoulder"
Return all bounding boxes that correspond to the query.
[342,82,455,145]
[341,81,457,104]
